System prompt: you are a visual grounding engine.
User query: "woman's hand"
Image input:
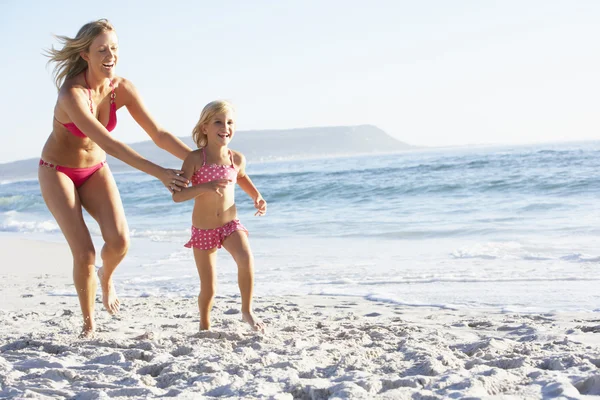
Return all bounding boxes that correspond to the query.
[254,196,267,216]
[161,168,188,193]
[204,179,232,197]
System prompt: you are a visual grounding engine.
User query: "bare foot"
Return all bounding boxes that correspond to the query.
[199,322,211,331]
[242,311,266,333]
[79,324,95,339]
[97,267,120,315]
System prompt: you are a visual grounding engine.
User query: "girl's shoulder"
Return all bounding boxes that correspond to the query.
[186,148,204,161]
[186,149,206,168]
[229,149,245,167]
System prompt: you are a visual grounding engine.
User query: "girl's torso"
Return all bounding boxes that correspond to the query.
[191,147,239,229]
[41,73,121,168]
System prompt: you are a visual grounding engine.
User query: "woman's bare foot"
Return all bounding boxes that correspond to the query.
[242,311,265,333]
[97,267,120,315]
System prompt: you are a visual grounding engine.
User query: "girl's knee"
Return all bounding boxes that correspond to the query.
[199,286,216,301]
[236,253,254,268]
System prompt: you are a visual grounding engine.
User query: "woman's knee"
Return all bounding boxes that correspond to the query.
[105,231,130,254]
[72,246,96,267]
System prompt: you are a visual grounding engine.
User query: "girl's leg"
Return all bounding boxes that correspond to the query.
[193,247,218,330]
[78,165,129,315]
[222,231,265,332]
[38,167,97,337]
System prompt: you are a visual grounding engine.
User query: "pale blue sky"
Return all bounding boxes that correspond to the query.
[1,0,599,163]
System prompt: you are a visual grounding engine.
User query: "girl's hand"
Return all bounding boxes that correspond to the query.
[205,179,232,197]
[254,196,267,216]
[161,168,188,193]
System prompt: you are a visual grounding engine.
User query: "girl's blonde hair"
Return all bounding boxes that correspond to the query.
[191,100,235,148]
[44,19,115,90]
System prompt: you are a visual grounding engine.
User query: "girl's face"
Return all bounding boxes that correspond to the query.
[203,109,236,146]
[82,30,119,78]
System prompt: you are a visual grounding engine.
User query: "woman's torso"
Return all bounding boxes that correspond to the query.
[191,148,239,229]
[41,73,120,168]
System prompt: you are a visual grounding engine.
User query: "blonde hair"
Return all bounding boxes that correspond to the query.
[191,100,236,148]
[44,19,115,90]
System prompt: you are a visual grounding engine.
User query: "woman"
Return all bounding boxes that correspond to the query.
[39,19,192,337]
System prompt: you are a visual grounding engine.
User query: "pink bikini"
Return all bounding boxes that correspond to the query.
[38,159,107,188]
[184,147,248,250]
[40,71,117,188]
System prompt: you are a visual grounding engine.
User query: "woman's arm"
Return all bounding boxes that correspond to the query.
[60,87,187,190]
[120,78,192,161]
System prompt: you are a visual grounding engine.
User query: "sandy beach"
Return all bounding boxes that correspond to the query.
[1,236,600,399]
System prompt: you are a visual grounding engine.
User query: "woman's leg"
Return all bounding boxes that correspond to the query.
[222,231,265,332]
[193,247,218,330]
[78,165,129,315]
[38,167,97,337]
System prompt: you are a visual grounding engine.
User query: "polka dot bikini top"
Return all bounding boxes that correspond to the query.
[191,147,238,186]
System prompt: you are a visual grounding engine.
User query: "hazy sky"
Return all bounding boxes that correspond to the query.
[2,0,600,163]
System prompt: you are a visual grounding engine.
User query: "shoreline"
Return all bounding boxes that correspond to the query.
[2,236,600,398]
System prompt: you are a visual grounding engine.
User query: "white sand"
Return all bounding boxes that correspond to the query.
[1,236,600,399]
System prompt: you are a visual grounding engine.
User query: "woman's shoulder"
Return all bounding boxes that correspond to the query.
[111,76,134,92]
[57,74,87,100]
[56,82,92,112]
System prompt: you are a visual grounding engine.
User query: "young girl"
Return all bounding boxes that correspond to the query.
[173,100,266,333]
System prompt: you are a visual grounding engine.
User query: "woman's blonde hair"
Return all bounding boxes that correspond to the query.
[191,100,235,148]
[44,19,115,90]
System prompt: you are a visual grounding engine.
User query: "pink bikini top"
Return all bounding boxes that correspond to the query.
[191,148,238,186]
[55,72,117,138]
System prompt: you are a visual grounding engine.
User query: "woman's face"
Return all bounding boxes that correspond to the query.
[83,30,119,78]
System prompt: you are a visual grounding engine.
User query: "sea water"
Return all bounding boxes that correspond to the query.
[2,141,599,312]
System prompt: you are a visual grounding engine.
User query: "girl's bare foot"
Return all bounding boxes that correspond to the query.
[242,311,265,333]
[97,267,120,315]
[199,321,211,331]
[79,321,95,338]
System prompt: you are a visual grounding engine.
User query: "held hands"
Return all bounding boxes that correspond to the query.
[161,168,189,193]
[205,179,232,197]
[254,196,267,216]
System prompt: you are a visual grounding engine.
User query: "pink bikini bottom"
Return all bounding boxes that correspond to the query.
[39,159,106,188]
[184,219,248,250]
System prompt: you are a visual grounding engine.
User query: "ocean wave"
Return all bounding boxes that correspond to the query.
[559,253,600,263]
[310,276,598,286]
[451,243,599,263]
[129,229,189,241]
[0,218,59,233]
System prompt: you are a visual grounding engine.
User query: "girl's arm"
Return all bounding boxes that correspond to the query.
[120,78,193,161]
[172,152,231,203]
[235,152,267,216]
[60,87,187,190]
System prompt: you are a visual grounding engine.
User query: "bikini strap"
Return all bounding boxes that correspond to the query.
[202,147,206,166]
[228,150,234,167]
[83,70,93,114]
[109,79,116,105]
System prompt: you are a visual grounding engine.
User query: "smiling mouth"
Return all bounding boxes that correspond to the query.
[218,134,231,138]
[103,63,115,68]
